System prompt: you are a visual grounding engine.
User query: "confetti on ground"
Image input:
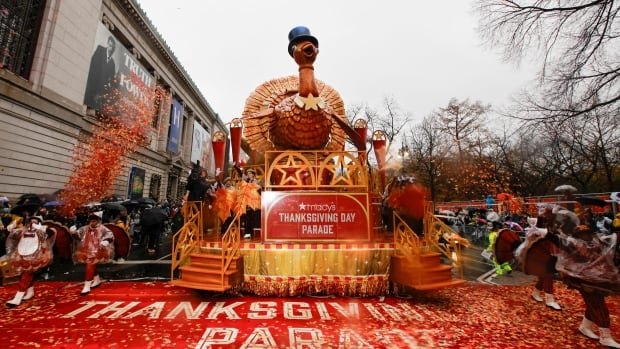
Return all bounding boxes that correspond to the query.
[0,281,617,348]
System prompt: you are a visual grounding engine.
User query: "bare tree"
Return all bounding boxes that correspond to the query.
[545,119,600,191]
[408,115,450,201]
[434,98,491,159]
[589,106,620,190]
[491,127,558,196]
[540,107,620,191]
[476,0,620,122]
[346,97,412,165]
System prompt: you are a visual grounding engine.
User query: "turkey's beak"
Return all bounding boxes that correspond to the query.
[300,42,317,59]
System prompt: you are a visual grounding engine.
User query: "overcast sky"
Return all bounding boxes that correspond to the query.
[136,0,537,126]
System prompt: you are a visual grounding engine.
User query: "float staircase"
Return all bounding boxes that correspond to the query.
[390,251,465,291]
[389,204,469,291]
[170,201,243,292]
[170,252,243,292]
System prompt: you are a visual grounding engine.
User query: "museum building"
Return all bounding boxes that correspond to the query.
[0,0,226,202]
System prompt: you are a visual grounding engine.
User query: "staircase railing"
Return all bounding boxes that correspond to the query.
[220,212,242,286]
[393,212,422,258]
[423,203,470,279]
[170,201,202,280]
[392,202,469,279]
[393,212,423,285]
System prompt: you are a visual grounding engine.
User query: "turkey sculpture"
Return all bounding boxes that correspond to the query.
[242,26,365,152]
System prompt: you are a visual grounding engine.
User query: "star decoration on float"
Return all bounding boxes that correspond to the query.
[294,93,326,111]
[273,154,310,186]
[325,156,358,186]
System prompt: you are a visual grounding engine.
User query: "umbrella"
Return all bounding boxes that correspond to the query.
[43,200,63,207]
[554,184,578,193]
[10,203,41,216]
[16,193,42,206]
[137,197,157,206]
[121,200,140,212]
[122,199,139,205]
[0,196,8,203]
[101,202,127,213]
[82,202,102,209]
[486,211,500,222]
[576,197,608,207]
[101,195,125,203]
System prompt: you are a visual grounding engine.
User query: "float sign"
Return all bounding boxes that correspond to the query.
[262,192,370,242]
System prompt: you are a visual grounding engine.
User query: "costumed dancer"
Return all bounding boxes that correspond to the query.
[545,208,620,348]
[5,216,54,308]
[382,175,427,234]
[487,220,512,276]
[517,215,561,310]
[214,177,236,234]
[236,168,261,239]
[70,211,114,296]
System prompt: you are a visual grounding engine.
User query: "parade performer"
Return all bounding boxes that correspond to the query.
[487,220,512,276]
[235,168,261,239]
[541,208,620,348]
[71,212,114,296]
[516,216,561,310]
[5,216,54,308]
[214,177,236,234]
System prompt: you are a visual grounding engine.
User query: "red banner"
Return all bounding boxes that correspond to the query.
[262,192,370,241]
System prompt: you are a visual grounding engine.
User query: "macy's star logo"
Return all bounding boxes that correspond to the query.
[299,202,307,210]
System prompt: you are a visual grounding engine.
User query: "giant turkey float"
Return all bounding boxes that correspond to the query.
[169,27,468,296]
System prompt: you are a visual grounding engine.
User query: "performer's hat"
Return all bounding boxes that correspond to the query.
[288,26,318,57]
[28,215,43,224]
[246,168,256,175]
[88,211,103,221]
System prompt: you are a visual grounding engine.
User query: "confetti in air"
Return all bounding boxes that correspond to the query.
[59,75,165,216]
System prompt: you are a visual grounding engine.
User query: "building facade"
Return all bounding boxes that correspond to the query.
[0,0,226,203]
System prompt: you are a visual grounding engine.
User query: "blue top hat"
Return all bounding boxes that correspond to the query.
[288,26,318,57]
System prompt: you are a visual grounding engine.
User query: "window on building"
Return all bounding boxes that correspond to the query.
[149,174,161,201]
[0,0,46,78]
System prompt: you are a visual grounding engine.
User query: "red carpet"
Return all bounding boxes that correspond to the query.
[0,281,617,348]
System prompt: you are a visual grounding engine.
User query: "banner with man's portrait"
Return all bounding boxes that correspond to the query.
[83,23,155,118]
[190,121,215,175]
